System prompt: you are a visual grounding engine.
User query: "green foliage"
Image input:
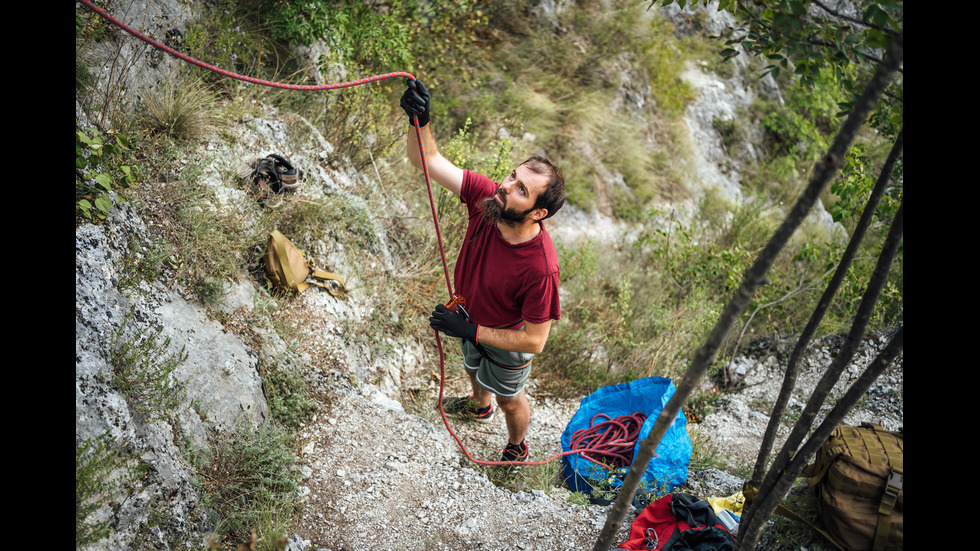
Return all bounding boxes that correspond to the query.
[795,237,903,333]
[573,471,670,508]
[670,0,903,137]
[536,227,726,396]
[195,423,299,550]
[76,129,140,222]
[704,0,902,82]
[441,117,518,182]
[261,358,317,429]
[265,0,413,70]
[829,144,875,224]
[754,65,852,172]
[262,0,490,81]
[76,433,130,548]
[537,177,895,395]
[183,0,269,85]
[110,316,188,422]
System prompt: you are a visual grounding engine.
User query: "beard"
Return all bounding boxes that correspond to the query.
[480,189,535,226]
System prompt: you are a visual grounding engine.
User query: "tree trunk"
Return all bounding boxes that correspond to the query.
[737,199,903,549]
[592,30,902,551]
[749,127,903,490]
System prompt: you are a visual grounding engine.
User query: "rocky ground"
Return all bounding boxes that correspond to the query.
[282,299,900,551]
[76,4,902,547]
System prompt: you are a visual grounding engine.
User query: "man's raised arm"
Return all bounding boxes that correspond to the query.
[402,80,464,196]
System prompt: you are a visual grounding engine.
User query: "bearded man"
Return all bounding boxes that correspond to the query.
[402,80,566,466]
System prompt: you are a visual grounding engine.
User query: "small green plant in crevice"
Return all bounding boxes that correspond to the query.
[713,117,739,152]
[118,237,175,291]
[687,425,723,471]
[572,473,669,508]
[260,357,316,429]
[110,316,188,423]
[76,432,131,548]
[76,129,140,222]
[194,423,299,551]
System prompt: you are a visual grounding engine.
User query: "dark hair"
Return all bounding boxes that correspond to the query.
[521,156,565,220]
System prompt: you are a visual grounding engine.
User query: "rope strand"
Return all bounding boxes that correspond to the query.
[77,0,638,469]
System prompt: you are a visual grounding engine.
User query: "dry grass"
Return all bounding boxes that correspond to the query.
[142,78,220,141]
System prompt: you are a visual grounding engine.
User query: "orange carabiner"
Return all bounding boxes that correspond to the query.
[445,295,470,321]
[445,294,466,311]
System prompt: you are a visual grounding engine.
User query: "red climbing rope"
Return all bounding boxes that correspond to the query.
[77,0,414,91]
[570,413,648,469]
[77,0,635,470]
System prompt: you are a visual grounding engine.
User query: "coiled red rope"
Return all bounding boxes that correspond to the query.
[77,0,642,470]
[570,413,647,469]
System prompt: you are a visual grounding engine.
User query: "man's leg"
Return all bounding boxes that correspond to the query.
[468,370,493,409]
[495,390,530,446]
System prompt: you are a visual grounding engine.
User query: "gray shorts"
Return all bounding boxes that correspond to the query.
[460,339,534,398]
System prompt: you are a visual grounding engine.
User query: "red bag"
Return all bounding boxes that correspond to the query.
[618,493,735,550]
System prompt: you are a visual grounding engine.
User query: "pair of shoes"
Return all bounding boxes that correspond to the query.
[239,154,304,208]
[441,396,494,424]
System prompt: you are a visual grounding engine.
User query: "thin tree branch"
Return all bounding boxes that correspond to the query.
[591,28,902,551]
[737,196,903,549]
[811,0,899,36]
[726,263,837,386]
[748,127,903,491]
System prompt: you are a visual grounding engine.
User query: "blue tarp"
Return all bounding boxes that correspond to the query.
[561,377,692,498]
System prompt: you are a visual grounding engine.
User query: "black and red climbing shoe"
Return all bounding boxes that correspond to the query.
[496,440,529,477]
[442,396,494,424]
[501,440,529,463]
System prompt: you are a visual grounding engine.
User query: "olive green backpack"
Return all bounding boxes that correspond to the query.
[262,230,345,295]
[802,423,903,551]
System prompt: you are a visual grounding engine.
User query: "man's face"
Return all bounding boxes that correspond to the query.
[481,164,550,226]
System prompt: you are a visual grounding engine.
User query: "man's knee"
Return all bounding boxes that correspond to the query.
[496,392,528,413]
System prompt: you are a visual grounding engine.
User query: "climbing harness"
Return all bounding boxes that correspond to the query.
[78,0,628,470]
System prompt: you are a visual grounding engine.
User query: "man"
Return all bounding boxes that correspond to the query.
[401,79,565,466]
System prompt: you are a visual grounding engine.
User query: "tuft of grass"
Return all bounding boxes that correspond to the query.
[194,423,299,551]
[141,78,220,141]
[687,425,723,471]
[260,357,316,429]
[488,456,566,495]
[110,315,188,423]
[76,433,131,548]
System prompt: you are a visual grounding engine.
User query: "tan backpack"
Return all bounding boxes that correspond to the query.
[262,230,345,295]
[803,423,903,551]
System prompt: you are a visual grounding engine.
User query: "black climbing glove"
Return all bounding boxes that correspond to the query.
[400,79,431,127]
[429,304,478,342]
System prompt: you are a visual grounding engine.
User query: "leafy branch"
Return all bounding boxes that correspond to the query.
[76,129,140,221]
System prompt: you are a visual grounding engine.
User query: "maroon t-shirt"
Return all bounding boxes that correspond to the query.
[454,170,561,327]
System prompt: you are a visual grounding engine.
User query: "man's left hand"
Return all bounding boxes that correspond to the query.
[429,304,477,341]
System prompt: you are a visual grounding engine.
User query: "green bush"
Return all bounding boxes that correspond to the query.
[261,358,317,429]
[195,423,299,550]
[76,129,140,222]
[76,433,130,548]
[111,317,188,422]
